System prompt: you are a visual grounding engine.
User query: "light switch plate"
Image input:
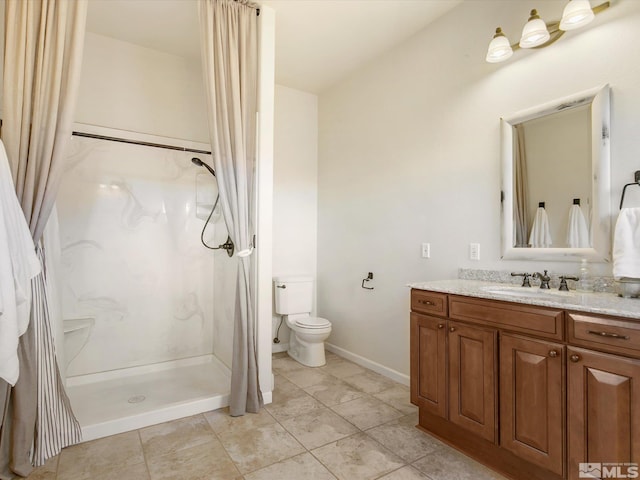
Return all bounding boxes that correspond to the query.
[470,243,480,260]
[421,243,431,258]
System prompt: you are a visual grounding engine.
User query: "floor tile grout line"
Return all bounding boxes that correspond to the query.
[274,363,414,416]
[136,429,153,480]
[277,406,362,451]
[268,355,414,479]
[200,412,244,478]
[272,360,419,446]
[272,355,430,479]
[306,431,364,480]
[307,430,411,480]
[51,351,418,480]
[203,409,287,478]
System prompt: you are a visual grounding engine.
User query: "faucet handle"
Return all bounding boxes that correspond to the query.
[511,272,532,287]
[559,275,579,291]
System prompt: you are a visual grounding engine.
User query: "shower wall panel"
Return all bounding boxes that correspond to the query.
[57,134,219,377]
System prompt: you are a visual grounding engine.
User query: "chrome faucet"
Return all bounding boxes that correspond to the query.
[511,272,532,287]
[533,270,551,289]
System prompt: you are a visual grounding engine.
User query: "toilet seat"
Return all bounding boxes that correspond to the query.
[295,316,331,329]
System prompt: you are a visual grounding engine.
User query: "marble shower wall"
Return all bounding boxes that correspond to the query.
[57,135,225,377]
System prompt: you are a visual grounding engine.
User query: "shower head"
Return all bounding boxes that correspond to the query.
[191,157,216,177]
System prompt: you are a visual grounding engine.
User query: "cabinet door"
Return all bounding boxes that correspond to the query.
[568,347,640,480]
[448,321,497,443]
[500,334,565,476]
[410,312,447,418]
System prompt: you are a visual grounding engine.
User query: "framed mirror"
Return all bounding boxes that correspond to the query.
[501,84,611,262]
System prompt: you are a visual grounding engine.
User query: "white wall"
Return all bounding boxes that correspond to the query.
[272,85,318,350]
[257,6,277,397]
[76,32,209,143]
[524,106,591,247]
[317,0,640,378]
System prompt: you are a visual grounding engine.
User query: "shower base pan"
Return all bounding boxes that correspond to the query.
[65,354,230,442]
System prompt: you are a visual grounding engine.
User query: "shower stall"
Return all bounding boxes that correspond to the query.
[30,1,276,444]
[51,125,236,441]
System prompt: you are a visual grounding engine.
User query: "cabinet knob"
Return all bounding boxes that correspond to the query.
[419,300,434,306]
[449,326,456,332]
[548,350,558,358]
[437,324,444,329]
[570,354,581,363]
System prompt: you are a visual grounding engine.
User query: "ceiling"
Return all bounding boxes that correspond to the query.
[86,0,461,94]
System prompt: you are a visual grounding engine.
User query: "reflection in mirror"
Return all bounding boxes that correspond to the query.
[514,104,591,248]
[501,85,611,262]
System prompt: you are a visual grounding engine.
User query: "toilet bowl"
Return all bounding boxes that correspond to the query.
[63,317,95,373]
[285,313,331,367]
[274,276,332,367]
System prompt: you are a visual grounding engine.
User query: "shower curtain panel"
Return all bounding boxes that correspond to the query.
[514,124,530,248]
[199,0,263,416]
[0,0,87,476]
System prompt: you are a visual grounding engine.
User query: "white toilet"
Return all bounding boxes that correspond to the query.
[274,276,331,367]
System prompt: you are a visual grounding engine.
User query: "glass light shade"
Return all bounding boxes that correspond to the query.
[519,10,551,48]
[486,30,513,63]
[560,0,595,31]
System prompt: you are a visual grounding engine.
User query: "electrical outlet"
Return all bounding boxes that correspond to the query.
[469,243,480,260]
[421,243,431,258]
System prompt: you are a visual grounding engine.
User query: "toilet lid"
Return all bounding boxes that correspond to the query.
[295,316,331,329]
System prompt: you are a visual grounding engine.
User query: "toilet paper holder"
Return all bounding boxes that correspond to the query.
[362,272,374,290]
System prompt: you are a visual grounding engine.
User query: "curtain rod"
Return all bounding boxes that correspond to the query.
[71,131,211,155]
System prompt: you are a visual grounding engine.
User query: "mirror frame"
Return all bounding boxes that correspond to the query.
[501,84,611,262]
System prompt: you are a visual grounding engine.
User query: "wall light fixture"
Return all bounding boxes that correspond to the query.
[486,0,610,64]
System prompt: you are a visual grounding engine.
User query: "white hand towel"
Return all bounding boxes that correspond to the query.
[613,207,640,280]
[0,140,41,385]
[566,204,590,248]
[529,207,552,248]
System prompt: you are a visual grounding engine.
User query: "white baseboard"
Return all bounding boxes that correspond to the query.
[325,343,410,386]
[272,342,289,354]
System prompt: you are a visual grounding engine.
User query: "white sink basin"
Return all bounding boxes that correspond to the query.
[480,285,575,299]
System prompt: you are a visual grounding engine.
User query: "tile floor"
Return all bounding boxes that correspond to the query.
[27,351,507,480]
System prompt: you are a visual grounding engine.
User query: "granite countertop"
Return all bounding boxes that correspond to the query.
[408,279,640,320]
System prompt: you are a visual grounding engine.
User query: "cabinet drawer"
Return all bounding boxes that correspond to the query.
[568,312,640,359]
[411,290,448,317]
[449,295,564,341]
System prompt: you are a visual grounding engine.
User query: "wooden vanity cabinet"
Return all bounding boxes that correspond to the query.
[566,311,640,478]
[448,321,497,443]
[410,312,447,418]
[500,334,565,476]
[567,347,640,480]
[411,289,639,480]
[410,307,497,443]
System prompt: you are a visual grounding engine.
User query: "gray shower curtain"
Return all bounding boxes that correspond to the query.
[198,0,262,416]
[0,0,87,476]
[514,124,530,248]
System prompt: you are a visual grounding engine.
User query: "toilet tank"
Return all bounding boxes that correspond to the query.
[274,276,313,315]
